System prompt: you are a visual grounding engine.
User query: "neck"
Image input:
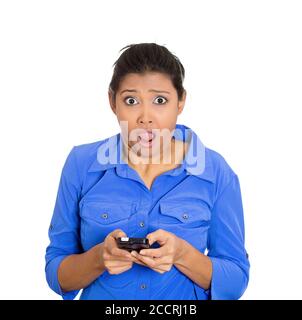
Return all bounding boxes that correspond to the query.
[121,138,187,174]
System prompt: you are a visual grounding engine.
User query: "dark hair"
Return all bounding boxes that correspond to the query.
[109,43,185,102]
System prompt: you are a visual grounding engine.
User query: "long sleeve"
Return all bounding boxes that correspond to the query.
[205,174,250,300]
[45,146,83,300]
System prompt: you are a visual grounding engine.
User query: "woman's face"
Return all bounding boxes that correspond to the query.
[109,71,186,163]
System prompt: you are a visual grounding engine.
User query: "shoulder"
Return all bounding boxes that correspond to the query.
[204,146,238,197]
[70,137,109,171]
[62,136,112,183]
[205,147,236,176]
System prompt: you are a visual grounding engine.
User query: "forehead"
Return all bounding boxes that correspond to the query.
[118,72,174,91]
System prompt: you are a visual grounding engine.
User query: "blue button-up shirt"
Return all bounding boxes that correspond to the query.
[45,123,250,300]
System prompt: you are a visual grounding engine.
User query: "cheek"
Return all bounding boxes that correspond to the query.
[116,107,132,120]
[119,110,141,126]
[156,113,178,131]
[116,108,136,127]
[155,105,178,119]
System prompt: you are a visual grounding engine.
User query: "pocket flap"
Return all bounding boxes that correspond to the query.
[81,201,135,225]
[159,200,210,223]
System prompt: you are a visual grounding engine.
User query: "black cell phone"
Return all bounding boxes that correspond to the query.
[116,237,150,252]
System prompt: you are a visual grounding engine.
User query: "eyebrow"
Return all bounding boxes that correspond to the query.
[120,89,171,95]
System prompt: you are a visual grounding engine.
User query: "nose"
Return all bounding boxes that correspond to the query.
[139,118,153,125]
[137,105,153,125]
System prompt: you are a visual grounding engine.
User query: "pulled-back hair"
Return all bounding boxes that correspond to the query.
[109,43,185,101]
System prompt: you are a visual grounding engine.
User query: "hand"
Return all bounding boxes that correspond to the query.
[130,229,186,274]
[102,229,139,275]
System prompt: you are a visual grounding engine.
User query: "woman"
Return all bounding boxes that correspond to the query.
[45,43,250,300]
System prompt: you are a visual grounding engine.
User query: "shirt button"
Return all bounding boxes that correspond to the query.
[182,213,189,219]
[140,283,146,289]
[139,221,145,227]
[101,213,108,219]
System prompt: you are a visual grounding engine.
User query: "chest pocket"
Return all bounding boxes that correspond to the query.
[81,201,134,224]
[80,200,135,249]
[159,200,211,228]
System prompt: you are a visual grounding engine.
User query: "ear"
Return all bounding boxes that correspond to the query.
[177,89,186,115]
[108,90,117,115]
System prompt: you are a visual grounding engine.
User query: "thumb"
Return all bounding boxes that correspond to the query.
[111,229,127,239]
[146,230,166,246]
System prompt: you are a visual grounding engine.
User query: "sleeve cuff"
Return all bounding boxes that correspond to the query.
[46,255,80,300]
[207,256,248,300]
[193,282,211,300]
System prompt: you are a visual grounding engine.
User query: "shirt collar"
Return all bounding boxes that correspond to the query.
[88,123,215,183]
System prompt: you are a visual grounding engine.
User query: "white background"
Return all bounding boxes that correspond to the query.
[0,0,301,300]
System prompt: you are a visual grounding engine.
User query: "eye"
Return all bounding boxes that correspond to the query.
[124,96,138,105]
[154,96,168,105]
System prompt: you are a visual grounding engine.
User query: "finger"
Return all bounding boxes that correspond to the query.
[111,229,127,239]
[133,251,173,269]
[106,230,127,251]
[131,251,157,267]
[109,261,131,269]
[147,262,169,273]
[132,258,148,266]
[111,254,133,262]
[139,248,164,258]
[108,265,132,274]
[107,235,132,259]
[130,252,171,273]
[151,267,165,274]
[106,260,133,268]
[146,229,169,246]
[111,246,133,259]
[128,251,147,266]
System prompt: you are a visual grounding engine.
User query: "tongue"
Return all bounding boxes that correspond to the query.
[139,132,154,142]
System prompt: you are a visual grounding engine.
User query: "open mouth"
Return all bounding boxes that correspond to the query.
[138,136,153,143]
[137,131,156,147]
